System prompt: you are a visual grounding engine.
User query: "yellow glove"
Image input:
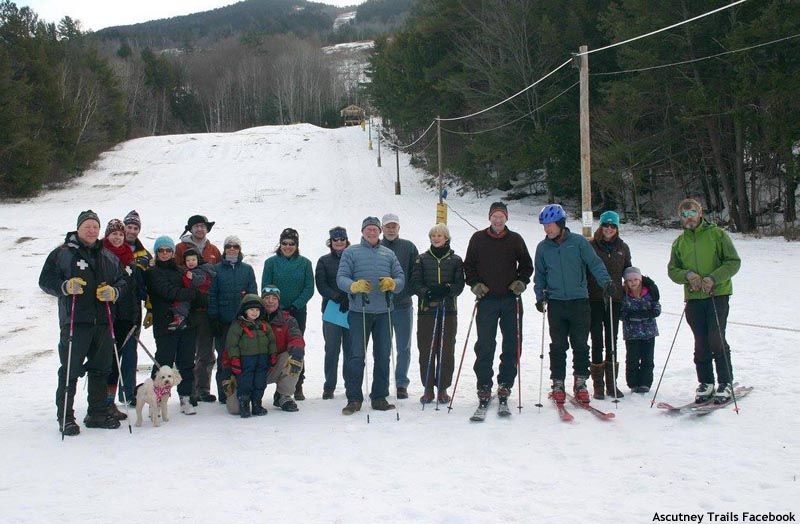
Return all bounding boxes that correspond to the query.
[143,311,153,329]
[96,284,118,302]
[509,280,526,295]
[62,277,87,295]
[379,277,396,292]
[350,279,372,294]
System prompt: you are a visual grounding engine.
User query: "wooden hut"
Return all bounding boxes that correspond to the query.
[340,105,365,126]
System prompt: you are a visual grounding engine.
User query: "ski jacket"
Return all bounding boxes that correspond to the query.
[315,249,346,313]
[208,255,258,323]
[109,255,144,324]
[534,228,611,302]
[463,226,533,297]
[667,219,741,300]
[380,237,419,308]
[587,230,631,303]
[265,309,305,355]
[226,317,277,358]
[146,258,200,337]
[39,232,129,327]
[261,254,314,312]
[410,245,465,315]
[175,233,221,267]
[620,286,661,341]
[336,237,405,314]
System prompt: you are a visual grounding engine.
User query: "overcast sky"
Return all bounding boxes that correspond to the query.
[16,0,364,32]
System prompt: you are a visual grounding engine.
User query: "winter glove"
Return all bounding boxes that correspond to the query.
[230,357,242,376]
[641,276,660,302]
[508,280,526,296]
[62,277,87,295]
[96,284,118,302]
[535,301,546,313]
[426,283,448,299]
[337,294,349,313]
[470,283,489,299]
[350,279,371,294]
[378,277,396,292]
[686,271,702,292]
[602,281,615,301]
[286,347,304,377]
[270,354,278,366]
[701,276,716,295]
[143,311,153,329]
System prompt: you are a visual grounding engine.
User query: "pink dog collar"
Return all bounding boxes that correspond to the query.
[154,384,171,402]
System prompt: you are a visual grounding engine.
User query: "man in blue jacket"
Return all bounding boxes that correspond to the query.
[337,217,405,415]
[533,204,613,404]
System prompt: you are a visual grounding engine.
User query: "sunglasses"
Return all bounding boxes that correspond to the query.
[601,223,618,229]
[224,244,240,250]
[681,209,699,218]
[261,286,280,296]
[331,237,347,242]
[157,247,173,253]
[280,241,296,247]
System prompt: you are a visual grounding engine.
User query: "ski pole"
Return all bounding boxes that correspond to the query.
[422,304,440,411]
[134,335,160,369]
[515,295,523,413]
[448,300,478,412]
[362,294,369,423]
[116,323,138,401]
[650,302,687,407]
[385,291,400,421]
[105,302,132,434]
[608,296,619,406]
[435,304,446,411]
[61,294,77,441]
[710,292,739,413]
[535,300,546,409]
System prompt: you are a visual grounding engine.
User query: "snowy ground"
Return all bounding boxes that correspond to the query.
[0,124,797,523]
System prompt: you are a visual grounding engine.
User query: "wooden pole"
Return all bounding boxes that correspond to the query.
[395,148,401,195]
[437,117,442,204]
[578,45,592,238]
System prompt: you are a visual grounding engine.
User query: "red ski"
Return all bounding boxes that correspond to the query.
[567,394,615,420]
[550,394,574,422]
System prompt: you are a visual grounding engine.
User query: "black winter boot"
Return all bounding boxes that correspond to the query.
[251,394,268,416]
[239,395,252,419]
[84,408,121,429]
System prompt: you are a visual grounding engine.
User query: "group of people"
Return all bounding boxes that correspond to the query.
[39,197,741,435]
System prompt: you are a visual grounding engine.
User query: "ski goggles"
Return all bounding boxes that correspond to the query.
[681,209,699,218]
[261,286,281,297]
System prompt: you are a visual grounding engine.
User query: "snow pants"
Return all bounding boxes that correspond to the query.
[473,294,520,389]
[417,310,457,390]
[625,338,655,389]
[686,295,732,384]
[153,328,196,397]
[56,323,113,420]
[547,298,591,380]
[589,299,621,363]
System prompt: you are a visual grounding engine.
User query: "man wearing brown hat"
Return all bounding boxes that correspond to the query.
[176,214,221,266]
[39,210,129,436]
[463,202,533,414]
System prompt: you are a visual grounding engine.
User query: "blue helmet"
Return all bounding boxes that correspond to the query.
[539,204,566,224]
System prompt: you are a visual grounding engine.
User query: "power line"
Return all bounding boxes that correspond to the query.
[437,58,573,122]
[441,81,579,136]
[381,118,438,150]
[592,33,800,76]
[576,0,748,57]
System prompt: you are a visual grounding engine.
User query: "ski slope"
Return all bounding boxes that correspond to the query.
[0,124,796,523]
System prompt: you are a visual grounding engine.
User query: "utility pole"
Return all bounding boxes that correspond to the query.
[436,117,447,224]
[395,147,401,195]
[377,125,382,167]
[577,45,592,238]
[368,118,373,151]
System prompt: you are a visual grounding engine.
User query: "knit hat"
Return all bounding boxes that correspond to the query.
[153,236,175,252]
[123,210,141,228]
[184,215,215,234]
[623,266,642,281]
[329,226,348,240]
[224,235,242,248]
[599,210,620,227]
[382,213,400,226]
[77,210,100,228]
[182,247,204,264]
[489,201,508,219]
[104,219,125,238]
[261,284,281,298]
[361,216,382,232]
[279,228,299,244]
[239,293,265,316]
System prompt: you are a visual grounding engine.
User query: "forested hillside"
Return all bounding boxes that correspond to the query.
[366,0,800,232]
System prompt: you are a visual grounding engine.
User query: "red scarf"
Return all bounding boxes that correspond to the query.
[103,237,134,267]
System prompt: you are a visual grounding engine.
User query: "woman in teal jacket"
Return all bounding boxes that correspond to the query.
[261,227,314,399]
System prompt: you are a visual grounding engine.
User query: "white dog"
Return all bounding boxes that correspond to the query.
[135,366,182,427]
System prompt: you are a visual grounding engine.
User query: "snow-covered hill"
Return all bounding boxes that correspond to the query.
[0,124,796,523]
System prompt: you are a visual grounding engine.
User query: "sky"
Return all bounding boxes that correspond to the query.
[0,122,795,523]
[16,0,365,32]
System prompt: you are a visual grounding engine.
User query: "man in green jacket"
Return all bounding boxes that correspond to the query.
[668,198,741,404]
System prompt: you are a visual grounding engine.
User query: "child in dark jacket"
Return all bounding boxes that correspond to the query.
[620,267,661,393]
[169,248,216,330]
[226,294,277,418]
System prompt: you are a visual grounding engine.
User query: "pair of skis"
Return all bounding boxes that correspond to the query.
[552,394,615,422]
[656,384,752,416]
[469,396,512,422]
